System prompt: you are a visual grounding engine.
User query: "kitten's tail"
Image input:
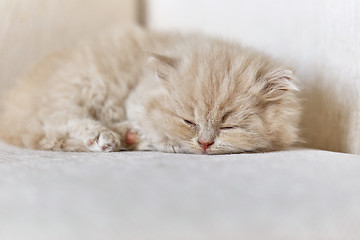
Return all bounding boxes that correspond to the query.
[0,92,44,149]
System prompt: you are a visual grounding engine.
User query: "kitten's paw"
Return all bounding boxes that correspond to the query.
[86,129,120,152]
[109,122,140,150]
[125,131,137,146]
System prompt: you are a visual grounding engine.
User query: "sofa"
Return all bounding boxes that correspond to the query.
[1,1,360,239]
[1,141,360,240]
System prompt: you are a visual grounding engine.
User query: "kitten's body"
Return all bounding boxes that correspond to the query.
[0,26,300,154]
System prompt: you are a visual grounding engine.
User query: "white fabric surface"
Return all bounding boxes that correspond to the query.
[1,141,360,240]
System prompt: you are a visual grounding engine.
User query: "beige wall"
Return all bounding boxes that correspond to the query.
[0,0,138,95]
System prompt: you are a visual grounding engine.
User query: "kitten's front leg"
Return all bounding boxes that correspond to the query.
[40,118,124,152]
[84,126,121,152]
[67,118,125,152]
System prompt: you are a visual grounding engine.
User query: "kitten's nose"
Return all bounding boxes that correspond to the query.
[198,140,214,151]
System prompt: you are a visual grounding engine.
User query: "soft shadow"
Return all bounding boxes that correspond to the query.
[299,74,352,153]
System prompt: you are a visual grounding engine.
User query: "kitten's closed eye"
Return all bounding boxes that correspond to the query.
[220,126,235,130]
[184,119,196,126]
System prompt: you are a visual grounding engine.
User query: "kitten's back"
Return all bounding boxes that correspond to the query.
[0,26,180,149]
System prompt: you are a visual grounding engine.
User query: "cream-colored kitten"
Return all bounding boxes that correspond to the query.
[0,26,300,154]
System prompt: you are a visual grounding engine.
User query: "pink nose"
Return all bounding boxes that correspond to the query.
[198,140,214,151]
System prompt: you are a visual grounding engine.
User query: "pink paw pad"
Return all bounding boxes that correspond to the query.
[125,131,137,146]
[102,144,111,151]
[88,139,95,145]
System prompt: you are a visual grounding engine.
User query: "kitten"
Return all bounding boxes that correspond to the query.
[0,26,300,154]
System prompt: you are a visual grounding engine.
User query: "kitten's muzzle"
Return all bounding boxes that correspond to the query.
[198,140,214,153]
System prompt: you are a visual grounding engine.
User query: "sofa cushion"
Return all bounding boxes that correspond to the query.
[1,141,360,240]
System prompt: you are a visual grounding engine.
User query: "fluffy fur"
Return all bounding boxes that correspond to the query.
[0,26,300,154]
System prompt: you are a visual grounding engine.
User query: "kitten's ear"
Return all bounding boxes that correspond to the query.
[261,68,299,100]
[146,53,178,80]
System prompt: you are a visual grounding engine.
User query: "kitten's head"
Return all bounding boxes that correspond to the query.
[134,40,300,154]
